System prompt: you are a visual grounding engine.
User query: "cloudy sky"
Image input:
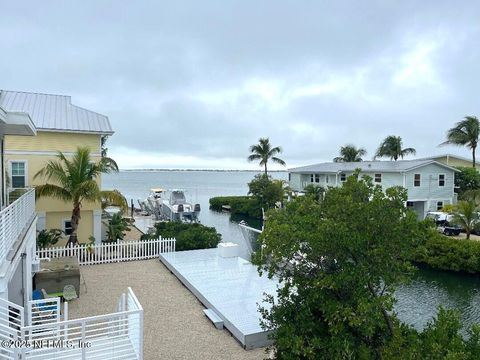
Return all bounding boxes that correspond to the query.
[1,1,479,169]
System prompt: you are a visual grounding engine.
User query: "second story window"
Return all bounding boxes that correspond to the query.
[438,174,445,187]
[414,174,421,187]
[310,174,314,182]
[315,174,320,183]
[340,173,346,182]
[374,173,382,183]
[11,161,26,188]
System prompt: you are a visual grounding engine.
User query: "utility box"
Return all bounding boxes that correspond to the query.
[218,242,240,258]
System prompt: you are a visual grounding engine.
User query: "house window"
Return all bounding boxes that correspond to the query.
[438,174,445,187]
[406,201,414,208]
[288,173,291,181]
[374,173,382,183]
[414,174,421,187]
[63,220,73,236]
[11,161,26,188]
[315,174,320,183]
[310,174,314,182]
[437,201,443,211]
[325,175,329,184]
[340,173,346,182]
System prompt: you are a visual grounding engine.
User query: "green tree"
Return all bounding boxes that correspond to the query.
[451,200,480,240]
[375,135,416,161]
[103,212,131,243]
[441,116,480,168]
[248,174,285,210]
[333,144,367,162]
[247,137,286,175]
[252,172,424,358]
[455,167,480,198]
[34,147,126,246]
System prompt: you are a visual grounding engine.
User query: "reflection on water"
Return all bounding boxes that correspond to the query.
[395,266,480,334]
[104,171,480,333]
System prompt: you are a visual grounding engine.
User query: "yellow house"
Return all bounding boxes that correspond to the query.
[421,154,478,169]
[0,90,114,244]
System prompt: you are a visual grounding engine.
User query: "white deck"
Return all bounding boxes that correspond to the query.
[159,249,278,349]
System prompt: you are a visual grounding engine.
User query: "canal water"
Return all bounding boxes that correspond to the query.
[103,170,480,333]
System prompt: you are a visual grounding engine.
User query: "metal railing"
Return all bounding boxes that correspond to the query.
[0,188,35,265]
[21,287,143,360]
[37,237,176,266]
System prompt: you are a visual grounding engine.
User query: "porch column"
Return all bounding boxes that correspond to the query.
[93,209,102,245]
[36,212,46,231]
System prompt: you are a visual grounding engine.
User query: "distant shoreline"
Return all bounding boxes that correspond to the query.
[119,169,288,173]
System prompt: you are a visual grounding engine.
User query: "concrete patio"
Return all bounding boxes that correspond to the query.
[67,259,268,360]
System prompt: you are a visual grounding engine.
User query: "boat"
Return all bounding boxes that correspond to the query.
[160,189,201,222]
[138,188,200,222]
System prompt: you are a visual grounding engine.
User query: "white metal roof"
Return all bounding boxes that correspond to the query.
[289,159,459,173]
[0,90,113,135]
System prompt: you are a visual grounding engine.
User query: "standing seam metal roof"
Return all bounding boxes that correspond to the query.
[0,90,113,134]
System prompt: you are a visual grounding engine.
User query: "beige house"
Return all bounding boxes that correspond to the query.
[423,154,477,168]
[0,90,114,244]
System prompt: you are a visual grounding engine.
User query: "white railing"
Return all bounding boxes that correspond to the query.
[0,297,24,359]
[0,189,35,265]
[37,238,176,266]
[21,287,143,360]
[27,297,61,326]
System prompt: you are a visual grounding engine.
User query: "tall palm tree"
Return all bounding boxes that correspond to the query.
[441,116,480,168]
[247,137,286,175]
[34,147,127,247]
[375,136,416,161]
[451,200,480,240]
[333,144,367,162]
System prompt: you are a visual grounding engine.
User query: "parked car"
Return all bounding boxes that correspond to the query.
[425,211,462,236]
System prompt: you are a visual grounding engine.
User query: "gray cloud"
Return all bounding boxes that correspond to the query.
[1,1,480,168]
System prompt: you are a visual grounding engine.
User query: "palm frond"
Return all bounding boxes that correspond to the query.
[35,184,72,202]
[271,157,286,166]
[101,190,128,212]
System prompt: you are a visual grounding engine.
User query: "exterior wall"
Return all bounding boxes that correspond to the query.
[405,164,455,202]
[289,173,303,192]
[45,210,94,245]
[4,131,103,244]
[5,131,101,154]
[0,217,37,306]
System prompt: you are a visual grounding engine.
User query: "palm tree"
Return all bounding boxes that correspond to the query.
[441,116,480,168]
[375,136,416,161]
[247,137,286,175]
[333,144,367,162]
[34,147,127,247]
[451,200,480,240]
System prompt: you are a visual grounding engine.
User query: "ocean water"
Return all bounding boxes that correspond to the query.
[103,170,480,333]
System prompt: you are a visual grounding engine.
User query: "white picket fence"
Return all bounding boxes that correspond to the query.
[36,238,176,266]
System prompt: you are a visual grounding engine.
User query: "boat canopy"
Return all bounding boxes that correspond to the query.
[150,188,165,193]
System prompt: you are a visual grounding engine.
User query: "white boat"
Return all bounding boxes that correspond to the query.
[161,189,200,222]
[138,188,200,222]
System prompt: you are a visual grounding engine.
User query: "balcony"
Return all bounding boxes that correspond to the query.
[0,188,35,265]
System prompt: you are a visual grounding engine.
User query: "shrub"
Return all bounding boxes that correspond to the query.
[455,166,480,198]
[37,229,63,249]
[103,212,130,243]
[413,232,480,273]
[141,222,221,251]
[209,196,262,218]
